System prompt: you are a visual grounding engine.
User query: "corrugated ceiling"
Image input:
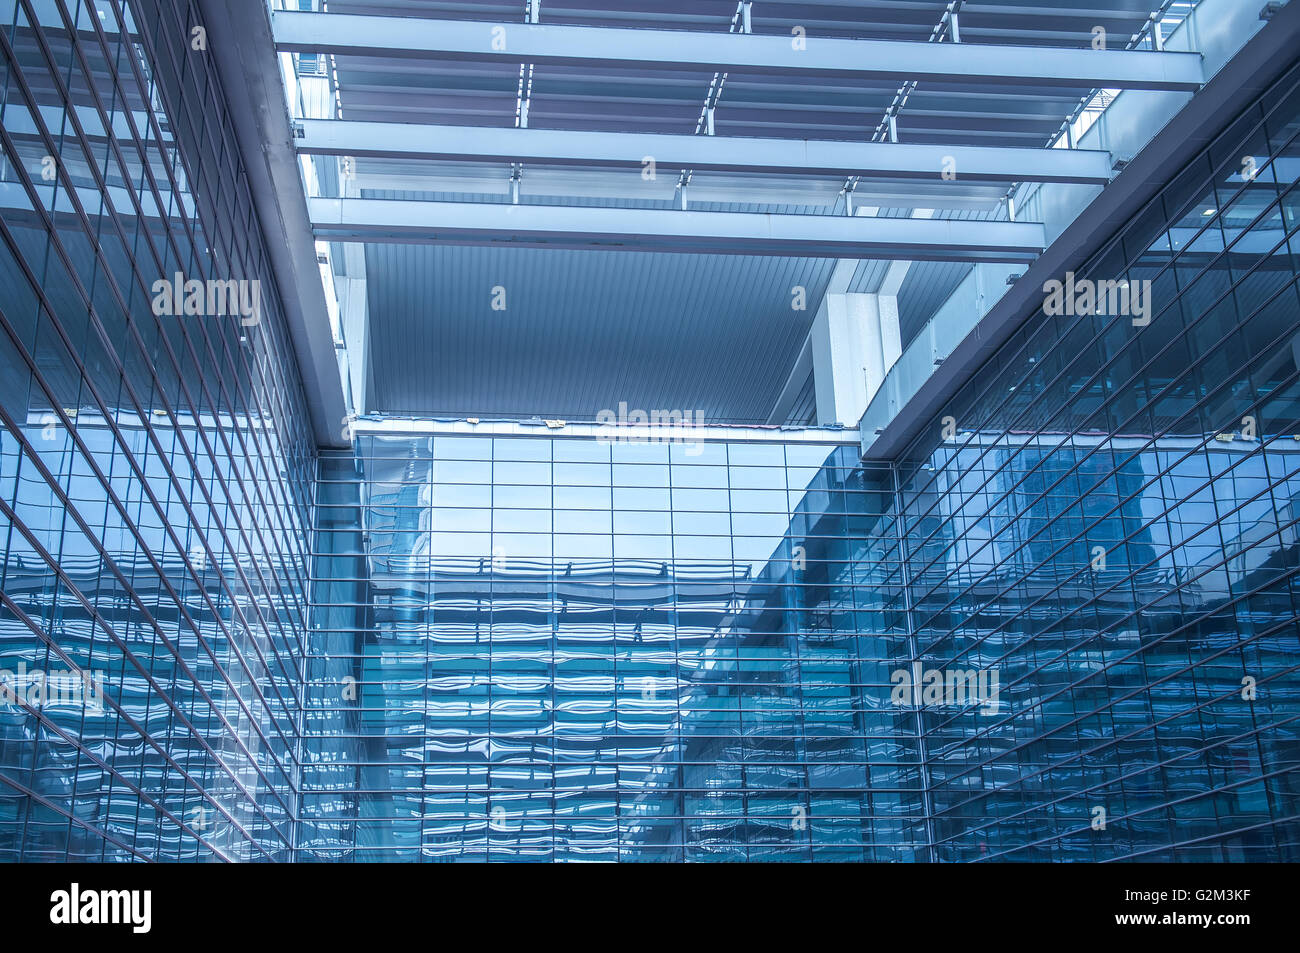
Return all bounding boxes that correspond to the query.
[364,242,836,421]
[302,0,1195,423]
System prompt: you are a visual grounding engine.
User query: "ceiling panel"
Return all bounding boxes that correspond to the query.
[364,243,835,421]
[299,0,1198,424]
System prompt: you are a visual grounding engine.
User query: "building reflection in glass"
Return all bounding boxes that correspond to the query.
[303,437,924,861]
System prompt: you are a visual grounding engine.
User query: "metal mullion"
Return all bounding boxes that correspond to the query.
[972,737,1300,861]
[0,588,252,861]
[0,202,302,821]
[898,154,1300,517]
[923,503,1300,779]
[902,215,1300,592]
[0,769,153,860]
[934,592,1300,804]
[1,17,310,749]
[915,427,1300,707]
[975,754,1300,860]
[81,0,315,685]
[0,136,304,802]
[1111,808,1300,862]
[0,488,286,856]
[906,273,1300,632]
[900,164,1294,507]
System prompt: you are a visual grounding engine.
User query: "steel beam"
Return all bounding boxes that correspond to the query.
[199,0,349,448]
[273,11,1204,91]
[296,119,1115,184]
[308,198,1046,262]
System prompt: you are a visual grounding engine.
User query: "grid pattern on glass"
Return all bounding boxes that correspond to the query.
[0,0,315,861]
[3,0,1299,867]
[302,58,1300,864]
[894,59,1300,862]
[302,436,925,862]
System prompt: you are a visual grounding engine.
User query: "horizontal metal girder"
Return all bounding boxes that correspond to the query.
[351,168,1011,211]
[295,119,1115,184]
[307,198,1046,262]
[272,11,1204,91]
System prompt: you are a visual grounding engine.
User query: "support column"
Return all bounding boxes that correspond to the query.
[809,209,926,427]
[811,291,902,427]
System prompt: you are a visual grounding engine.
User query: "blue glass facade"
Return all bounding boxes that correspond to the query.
[0,0,1297,865]
[299,60,1300,862]
[302,435,925,861]
[892,62,1300,861]
[0,0,315,860]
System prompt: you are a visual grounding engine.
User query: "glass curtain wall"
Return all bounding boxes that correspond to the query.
[0,0,315,861]
[302,434,924,861]
[3,1,1299,867]
[303,57,1300,864]
[895,59,1300,862]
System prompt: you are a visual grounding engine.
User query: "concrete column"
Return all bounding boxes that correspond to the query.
[811,291,902,427]
[809,208,927,427]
